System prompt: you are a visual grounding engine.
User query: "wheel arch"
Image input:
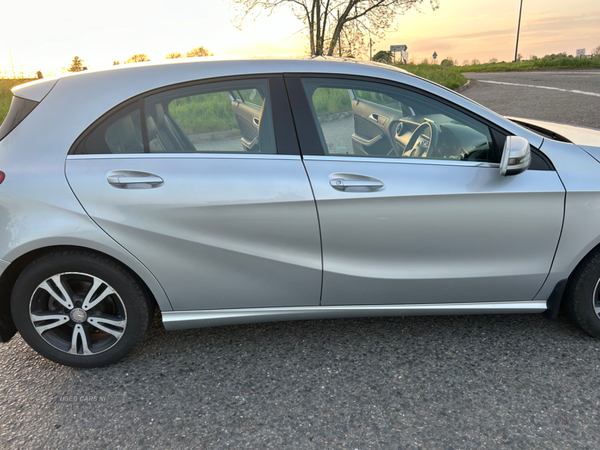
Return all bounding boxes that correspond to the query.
[544,240,600,319]
[0,244,169,342]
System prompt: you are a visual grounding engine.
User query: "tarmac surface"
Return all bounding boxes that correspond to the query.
[2,69,600,449]
[462,70,600,129]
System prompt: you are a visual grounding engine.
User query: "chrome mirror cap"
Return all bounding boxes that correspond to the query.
[500,136,531,177]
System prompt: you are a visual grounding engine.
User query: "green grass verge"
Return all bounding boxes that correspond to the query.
[169,92,238,135]
[0,79,34,124]
[398,63,468,90]
[461,56,600,73]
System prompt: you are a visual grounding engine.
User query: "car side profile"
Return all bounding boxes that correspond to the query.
[1,57,600,367]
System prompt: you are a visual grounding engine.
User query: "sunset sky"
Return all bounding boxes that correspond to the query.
[1,0,598,77]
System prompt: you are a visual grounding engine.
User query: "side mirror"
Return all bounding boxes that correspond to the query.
[500,136,531,176]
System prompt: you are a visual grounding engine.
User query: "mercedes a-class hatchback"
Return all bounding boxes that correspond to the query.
[1,57,600,367]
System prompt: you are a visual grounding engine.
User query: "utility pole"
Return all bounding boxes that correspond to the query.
[514,0,524,62]
[9,47,16,79]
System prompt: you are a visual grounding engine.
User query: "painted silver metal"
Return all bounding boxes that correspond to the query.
[303,157,564,306]
[162,301,548,330]
[499,136,531,176]
[66,157,322,311]
[29,272,127,356]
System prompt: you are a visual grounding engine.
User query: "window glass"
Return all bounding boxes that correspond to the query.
[84,103,144,154]
[238,89,264,108]
[301,78,497,162]
[146,79,276,153]
[81,79,276,155]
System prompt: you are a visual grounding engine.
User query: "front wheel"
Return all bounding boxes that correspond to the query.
[11,251,153,367]
[565,250,600,338]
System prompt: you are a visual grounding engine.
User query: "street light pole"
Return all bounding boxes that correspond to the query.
[514,0,524,62]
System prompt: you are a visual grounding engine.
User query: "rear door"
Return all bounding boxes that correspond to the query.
[66,76,322,311]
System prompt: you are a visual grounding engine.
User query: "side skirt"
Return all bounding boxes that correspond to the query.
[162,301,548,331]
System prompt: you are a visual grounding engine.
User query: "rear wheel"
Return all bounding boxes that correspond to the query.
[565,250,600,338]
[11,251,153,367]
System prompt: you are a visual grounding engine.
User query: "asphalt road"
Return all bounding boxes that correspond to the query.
[462,70,600,129]
[2,70,600,449]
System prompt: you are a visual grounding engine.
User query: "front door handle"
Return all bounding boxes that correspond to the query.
[330,178,384,191]
[107,171,164,189]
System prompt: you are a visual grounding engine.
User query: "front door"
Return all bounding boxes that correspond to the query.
[288,76,565,306]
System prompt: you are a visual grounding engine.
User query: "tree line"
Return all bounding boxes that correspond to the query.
[67,47,214,72]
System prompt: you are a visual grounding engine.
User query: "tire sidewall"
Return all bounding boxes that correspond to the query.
[567,252,600,338]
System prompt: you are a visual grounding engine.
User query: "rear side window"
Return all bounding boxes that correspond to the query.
[146,79,276,153]
[74,79,277,155]
[82,102,144,154]
[0,96,38,142]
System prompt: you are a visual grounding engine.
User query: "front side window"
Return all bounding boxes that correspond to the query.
[301,78,498,162]
[79,79,276,154]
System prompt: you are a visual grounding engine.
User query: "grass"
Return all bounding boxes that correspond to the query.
[461,56,600,73]
[398,63,468,90]
[169,92,238,135]
[0,79,34,124]
[312,88,352,115]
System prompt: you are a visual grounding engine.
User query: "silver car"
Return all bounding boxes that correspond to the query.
[1,57,600,367]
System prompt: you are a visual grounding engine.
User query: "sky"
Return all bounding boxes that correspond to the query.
[1,0,598,77]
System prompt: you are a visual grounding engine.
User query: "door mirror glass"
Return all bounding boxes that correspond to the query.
[500,136,531,176]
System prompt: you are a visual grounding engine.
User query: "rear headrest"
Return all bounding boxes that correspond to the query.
[154,104,165,127]
[146,115,158,139]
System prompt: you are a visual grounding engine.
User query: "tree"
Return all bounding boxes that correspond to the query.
[440,58,454,67]
[488,57,498,63]
[372,50,392,64]
[166,52,183,59]
[462,59,470,66]
[125,54,150,64]
[592,46,600,57]
[113,61,120,65]
[233,0,439,57]
[471,58,480,65]
[186,47,213,57]
[68,56,84,72]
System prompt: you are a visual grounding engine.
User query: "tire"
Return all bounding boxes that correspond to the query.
[565,250,600,338]
[11,251,153,368]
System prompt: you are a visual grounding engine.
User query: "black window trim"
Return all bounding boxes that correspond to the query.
[69,74,300,156]
[0,95,39,143]
[283,73,554,171]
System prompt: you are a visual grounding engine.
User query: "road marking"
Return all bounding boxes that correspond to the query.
[478,80,600,97]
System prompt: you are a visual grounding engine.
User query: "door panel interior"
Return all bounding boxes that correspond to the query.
[350,99,400,156]
[231,100,262,152]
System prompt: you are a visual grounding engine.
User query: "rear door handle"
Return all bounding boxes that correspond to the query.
[253,117,260,126]
[330,178,384,191]
[107,172,164,189]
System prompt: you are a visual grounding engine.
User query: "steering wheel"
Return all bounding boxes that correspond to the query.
[402,120,439,158]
